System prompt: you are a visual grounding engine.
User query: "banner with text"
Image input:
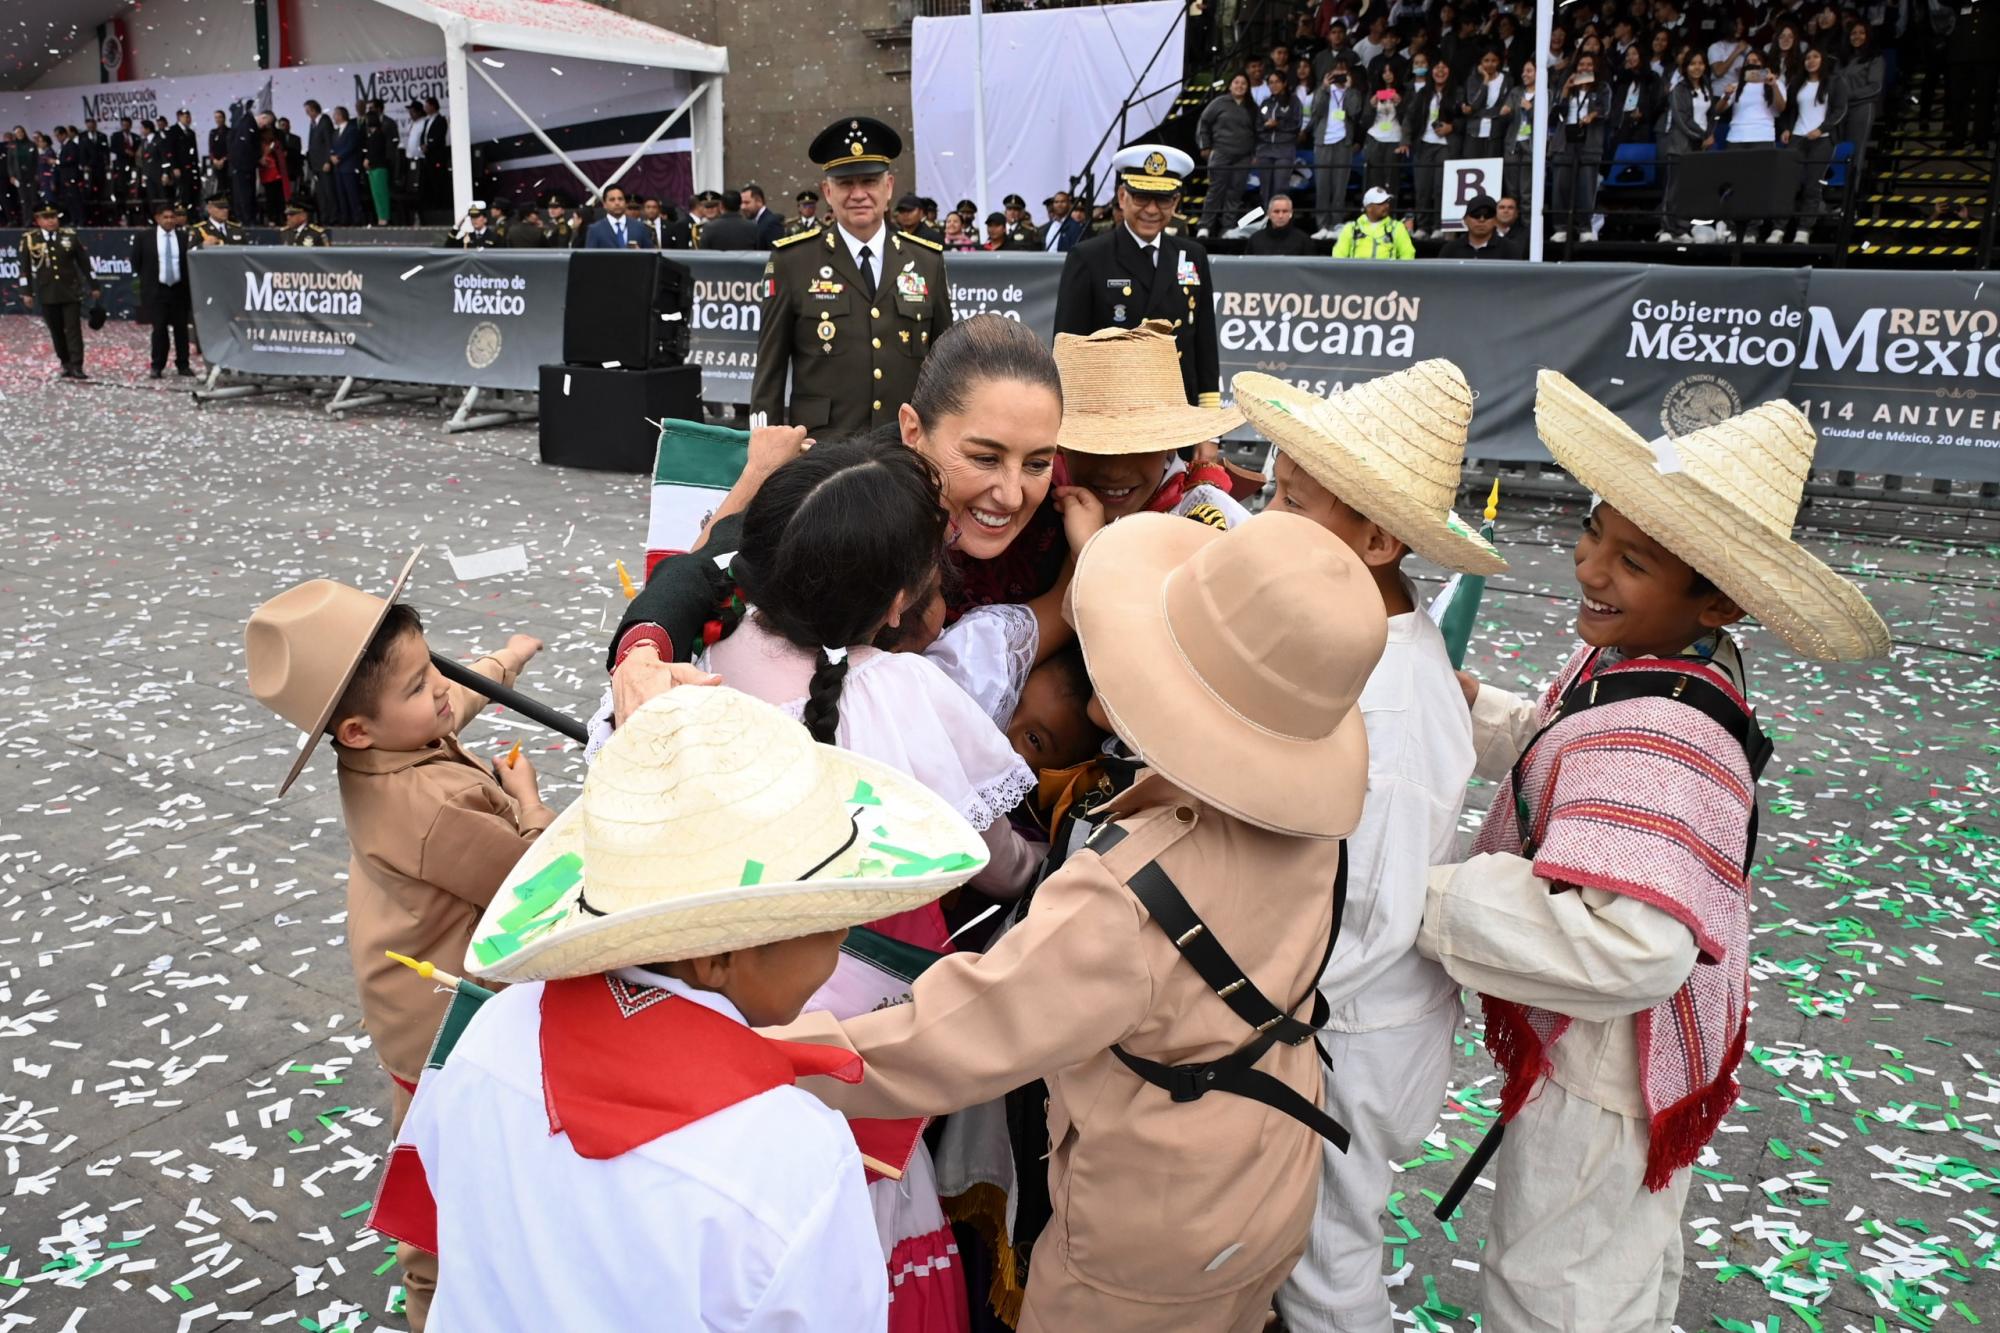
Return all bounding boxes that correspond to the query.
[178,243,2000,479]
[188,246,567,390]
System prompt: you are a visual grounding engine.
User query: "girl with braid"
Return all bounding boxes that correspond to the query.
[700,435,1047,1332]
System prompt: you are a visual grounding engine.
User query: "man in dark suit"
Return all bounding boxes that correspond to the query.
[77,119,107,223]
[54,126,87,225]
[304,100,335,222]
[740,182,784,248]
[227,103,261,224]
[329,106,365,225]
[419,98,450,221]
[131,201,194,378]
[583,184,647,248]
[106,117,138,224]
[1038,190,1083,252]
[207,109,229,199]
[1053,143,1220,408]
[277,117,304,196]
[1246,193,1317,254]
[169,110,201,207]
[696,188,760,249]
[752,116,953,433]
[635,195,672,249]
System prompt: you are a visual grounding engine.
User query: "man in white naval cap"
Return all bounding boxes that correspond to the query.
[1053,143,1221,409]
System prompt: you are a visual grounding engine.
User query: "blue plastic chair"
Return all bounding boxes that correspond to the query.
[1604,141,1659,187]
[1825,140,1854,189]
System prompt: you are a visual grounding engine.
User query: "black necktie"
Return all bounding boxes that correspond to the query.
[1144,243,1158,268]
[858,245,877,298]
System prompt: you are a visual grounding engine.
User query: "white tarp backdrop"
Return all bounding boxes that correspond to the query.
[912,0,1186,214]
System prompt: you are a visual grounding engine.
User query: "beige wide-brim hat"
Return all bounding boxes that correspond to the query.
[245,548,422,796]
[1535,370,1891,662]
[1068,511,1386,839]
[1234,362,1506,576]
[1055,322,1243,454]
[467,686,990,984]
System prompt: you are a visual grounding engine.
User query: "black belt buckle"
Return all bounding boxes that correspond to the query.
[1166,1064,1212,1103]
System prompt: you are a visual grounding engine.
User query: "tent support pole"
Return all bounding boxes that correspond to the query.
[445,25,475,223]
[469,61,600,199]
[1529,0,1552,262]
[592,81,711,203]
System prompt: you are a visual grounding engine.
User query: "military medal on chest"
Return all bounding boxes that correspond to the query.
[818,315,837,353]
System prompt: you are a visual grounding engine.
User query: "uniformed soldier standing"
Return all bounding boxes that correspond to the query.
[282,201,332,246]
[785,188,821,237]
[1001,192,1040,249]
[543,193,579,248]
[18,205,100,379]
[751,116,954,433]
[1053,144,1221,408]
[191,191,249,246]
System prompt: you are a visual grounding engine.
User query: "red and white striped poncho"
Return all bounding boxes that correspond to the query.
[1473,642,1756,1191]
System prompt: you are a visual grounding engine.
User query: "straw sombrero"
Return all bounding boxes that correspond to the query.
[1535,370,1890,662]
[467,687,989,984]
[1233,362,1505,575]
[246,548,423,796]
[1055,322,1243,454]
[1069,511,1385,839]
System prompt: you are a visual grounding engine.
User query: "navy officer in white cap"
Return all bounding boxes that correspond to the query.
[1053,143,1221,409]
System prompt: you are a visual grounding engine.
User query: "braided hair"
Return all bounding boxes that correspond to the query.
[732,435,948,744]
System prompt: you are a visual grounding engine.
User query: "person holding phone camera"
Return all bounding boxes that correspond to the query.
[1364,65,1408,206]
[1720,49,1785,242]
[1308,58,1367,237]
[1551,52,1610,242]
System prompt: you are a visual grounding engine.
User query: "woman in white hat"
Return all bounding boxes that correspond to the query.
[775,510,1389,1332]
[1420,372,1889,1332]
[1233,361,1507,1333]
[371,686,992,1331]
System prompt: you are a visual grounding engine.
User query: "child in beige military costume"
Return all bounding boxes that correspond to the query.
[776,511,1388,1331]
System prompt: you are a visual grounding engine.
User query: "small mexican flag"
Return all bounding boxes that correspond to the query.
[368,958,492,1255]
[1427,479,1501,669]
[804,926,947,1182]
[646,418,749,577]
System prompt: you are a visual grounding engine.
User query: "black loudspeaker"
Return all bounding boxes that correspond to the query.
[562,251,691,368]
[538,364,704,472]
[1666,147,1801,222]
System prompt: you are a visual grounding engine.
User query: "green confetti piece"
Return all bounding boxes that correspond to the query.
[740,860,764,885]
[339,1202,372,1219]
[287,1129,305,1143]
[865,841,981,878]
[500,852,582,930]
[850,780,881,806]
[171,1283,193,1300]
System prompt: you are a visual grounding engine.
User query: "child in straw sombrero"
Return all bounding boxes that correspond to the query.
[1230,361,1508,1333]
[1052,322,1251,531]
[369,686,992,1329]
[1416,371,1889,1332]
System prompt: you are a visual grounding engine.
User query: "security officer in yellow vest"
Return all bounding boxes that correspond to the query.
[1053,144,1221,408]
[752,115,954,433]
[1329,186,1417,259]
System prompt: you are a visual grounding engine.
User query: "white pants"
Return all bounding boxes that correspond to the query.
[1482,1079,1692,1332]
[1275,999,1460,1333]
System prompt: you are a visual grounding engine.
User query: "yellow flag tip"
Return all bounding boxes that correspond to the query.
[1484,478,1501,522]
[384,950,435,979]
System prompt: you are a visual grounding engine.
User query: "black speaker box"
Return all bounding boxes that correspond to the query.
[562,251,692,369]
[538,364,704,472]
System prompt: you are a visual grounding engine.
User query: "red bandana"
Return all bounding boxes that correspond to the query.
[540,974,863,1159]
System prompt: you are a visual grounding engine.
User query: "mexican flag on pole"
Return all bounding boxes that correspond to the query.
[802,926,946,1181]
[1427,479,1501,669]
[367,964,492,1255]
[645,418,749,577]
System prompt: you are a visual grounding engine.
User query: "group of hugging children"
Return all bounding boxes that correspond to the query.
[244,313,1890,1333]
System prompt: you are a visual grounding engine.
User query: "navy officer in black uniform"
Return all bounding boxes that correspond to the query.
[751,115,954,434]
[1053,143,1221,408]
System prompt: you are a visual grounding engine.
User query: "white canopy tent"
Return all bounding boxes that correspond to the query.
[366,0,728,218]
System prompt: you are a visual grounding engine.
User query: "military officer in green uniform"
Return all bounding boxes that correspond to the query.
[1053,143,1220,408]
[784,188,821,237]
[544,193,579,248]
[281,201,332,245]
[18,205,100,379]
[1001,192,1040,249]
[191,191,248,246]
[752,116,954,434]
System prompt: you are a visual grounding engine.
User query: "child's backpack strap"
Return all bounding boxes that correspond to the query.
[1086,821,1352,1153]
[1509,658,1775,873]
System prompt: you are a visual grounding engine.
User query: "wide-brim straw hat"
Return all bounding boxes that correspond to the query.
[246,548,422,796]
[1234,362,1505,576]
[467,687,990,984]
[1535,370,1891,662]
[1055,322,1243,454]
[1068,511,1386,838]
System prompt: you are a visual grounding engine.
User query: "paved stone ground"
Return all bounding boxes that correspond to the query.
[1,317,1994,1332]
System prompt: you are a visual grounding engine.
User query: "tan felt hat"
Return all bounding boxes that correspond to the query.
[1055,322,1243,454]
[1233,361,1506,575]
[246,549,422,796]
[1068,511,1386,839]
[1535,370,1891,662]
[466,686,990,984]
